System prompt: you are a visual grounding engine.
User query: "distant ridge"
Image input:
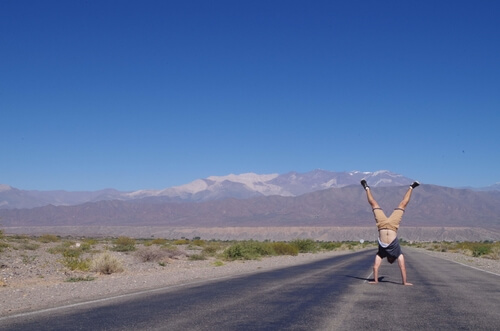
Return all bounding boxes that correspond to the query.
[1,184,499,229]
[0,169,415,209]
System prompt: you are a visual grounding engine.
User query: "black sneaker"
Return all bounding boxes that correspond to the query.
[360,179,369,190]
[410,181,420,189]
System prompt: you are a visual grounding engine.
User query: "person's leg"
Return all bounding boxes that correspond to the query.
[369,255,383,284]
[397,186,415,210]
[397,181,420,209]
[361,180,380,209]
[397,254,413,286]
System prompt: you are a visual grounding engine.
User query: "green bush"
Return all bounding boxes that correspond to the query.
[223,241,274,260]
[112,236,136,252]
[271,242,299,256]
[63,248,82,258]
[62,256,91,271]
[290,239,318,253]
[223,243,248,260]
[318,242,342,251]
[471,244,491,257]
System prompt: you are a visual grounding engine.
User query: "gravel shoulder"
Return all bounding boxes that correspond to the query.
[1,240,499,319]
[0,239,363,318]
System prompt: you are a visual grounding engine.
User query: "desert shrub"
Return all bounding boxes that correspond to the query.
[188,254,206,261]
[65,276,95,282]
[83,238,98,246]
[488,246,500,260]
[318,242,342,251]
[135,246,168,262]
[62,256,91,271]
[62,248,83,258]
[416,241,500,260]
[290,239,318,253]
[7,234,29,241]
[91,252,123,274]
[271,242,299,256]
[173,239,190,245]
[19,241,40,251]
[223,241,274,260]
[112,236,136,252]
[163,247,185,259]
[343,241,362,250]
[0,241,9,252]
[151,238,168,245]
[202,245,217,255]
[471,244,491,257]
[202,243,223,256]
[192,239,206,247]
[58,245,91,271]
[452,242,492,257]
[38,234,60,243]
[223,244,249,260]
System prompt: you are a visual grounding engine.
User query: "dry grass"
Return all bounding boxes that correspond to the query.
[135,246,169,263]
[90,252,123,274]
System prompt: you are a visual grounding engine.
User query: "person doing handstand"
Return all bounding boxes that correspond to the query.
[361,179,420,286]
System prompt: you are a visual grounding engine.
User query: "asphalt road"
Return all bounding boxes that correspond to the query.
[1,248,499,330]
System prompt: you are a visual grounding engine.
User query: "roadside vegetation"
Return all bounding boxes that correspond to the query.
[1,229,498,286]
[1,233,373,273]
[402,240,500,260]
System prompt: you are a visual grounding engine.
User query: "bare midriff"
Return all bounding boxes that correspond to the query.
[379,228,397,245]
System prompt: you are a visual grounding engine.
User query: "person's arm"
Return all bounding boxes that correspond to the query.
[397,254,413,285]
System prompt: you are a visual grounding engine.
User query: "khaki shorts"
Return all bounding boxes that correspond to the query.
[373,208,404,231]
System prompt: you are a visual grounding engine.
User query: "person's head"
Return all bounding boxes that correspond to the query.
[387,256,396,264]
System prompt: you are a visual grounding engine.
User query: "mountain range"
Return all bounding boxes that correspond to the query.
[1,170,499,241]
[1,170,416,209]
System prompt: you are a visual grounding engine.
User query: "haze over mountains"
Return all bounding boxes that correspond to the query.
[1,170,499,241]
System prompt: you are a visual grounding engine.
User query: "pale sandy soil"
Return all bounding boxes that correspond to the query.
[0,238,499,319]
[0,238,365,318]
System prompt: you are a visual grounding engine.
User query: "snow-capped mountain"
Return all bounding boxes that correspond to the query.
[125,173,287,200]
[2,169,494,210]
[123,169,413,202]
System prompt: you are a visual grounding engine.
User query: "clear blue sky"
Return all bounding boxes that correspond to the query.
[2,0,499,191]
